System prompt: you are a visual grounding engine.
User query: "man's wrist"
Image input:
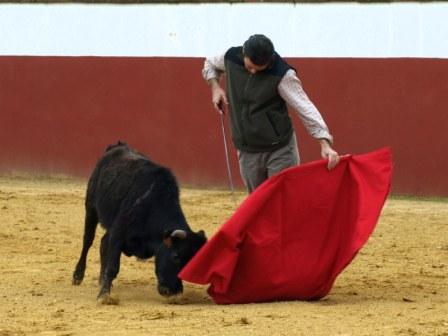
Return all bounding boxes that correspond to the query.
[318,138,331,148]
[208,78,220,88]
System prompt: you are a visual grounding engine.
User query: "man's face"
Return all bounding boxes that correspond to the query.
[243,56,269,74]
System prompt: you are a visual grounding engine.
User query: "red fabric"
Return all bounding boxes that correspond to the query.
[179,148,392,304]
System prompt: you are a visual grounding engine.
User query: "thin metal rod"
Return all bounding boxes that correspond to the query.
[219,111,237,203]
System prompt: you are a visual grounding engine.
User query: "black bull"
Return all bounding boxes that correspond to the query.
[72,141,206,302]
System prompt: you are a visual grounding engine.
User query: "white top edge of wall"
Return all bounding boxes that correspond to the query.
[0,3,447,58]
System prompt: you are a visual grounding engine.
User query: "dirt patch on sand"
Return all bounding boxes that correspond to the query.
[0,175,447,336]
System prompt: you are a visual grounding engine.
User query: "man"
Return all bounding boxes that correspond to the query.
[203,34,339,193]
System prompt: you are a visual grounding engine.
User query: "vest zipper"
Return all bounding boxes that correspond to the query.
[240,74,253,146]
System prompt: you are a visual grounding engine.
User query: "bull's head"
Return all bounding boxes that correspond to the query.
[155,229,206,297]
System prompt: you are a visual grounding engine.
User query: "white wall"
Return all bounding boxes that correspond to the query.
[1,3,448,58]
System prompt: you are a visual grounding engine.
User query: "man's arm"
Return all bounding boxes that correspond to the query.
[203,53,228,112]
[279,69,340,169]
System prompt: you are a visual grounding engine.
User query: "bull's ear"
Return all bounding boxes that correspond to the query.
[163,229,174,247]
[197,230,206,239]
[163,237,172,248]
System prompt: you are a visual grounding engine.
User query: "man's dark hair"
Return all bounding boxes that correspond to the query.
[243,34,275,66]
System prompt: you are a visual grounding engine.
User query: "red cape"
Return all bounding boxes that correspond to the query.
[180,148,392,304]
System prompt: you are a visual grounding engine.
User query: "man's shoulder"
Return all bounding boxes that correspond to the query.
[266,53,294,78]
[224,46,244,66]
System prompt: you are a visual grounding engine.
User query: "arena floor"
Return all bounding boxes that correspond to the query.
[0,175,447,336]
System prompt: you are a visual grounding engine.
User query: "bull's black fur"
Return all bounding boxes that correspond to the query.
[72,141,206,301]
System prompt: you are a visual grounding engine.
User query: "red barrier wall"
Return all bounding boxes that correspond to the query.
[0,56,447,196]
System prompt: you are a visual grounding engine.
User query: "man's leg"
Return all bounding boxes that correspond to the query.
[237,150,268,193]
[267,133,300,177]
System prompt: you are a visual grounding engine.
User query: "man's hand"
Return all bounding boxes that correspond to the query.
[208,79,228,113]
[319,139,340,170]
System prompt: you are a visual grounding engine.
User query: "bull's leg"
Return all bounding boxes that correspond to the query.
[72,207,98,285]
[97,224,124,302]
[99,232,109,286]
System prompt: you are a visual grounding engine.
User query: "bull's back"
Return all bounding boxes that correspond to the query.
[86,146,162,229]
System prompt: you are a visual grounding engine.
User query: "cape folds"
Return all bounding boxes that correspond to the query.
[179,148,392,304]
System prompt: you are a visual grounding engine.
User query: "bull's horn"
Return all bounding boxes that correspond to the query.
[171,230,187,239]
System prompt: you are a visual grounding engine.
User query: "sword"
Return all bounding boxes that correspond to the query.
[218,103,237,204]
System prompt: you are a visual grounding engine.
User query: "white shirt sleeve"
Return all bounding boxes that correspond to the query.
[278,69,333,144]
[202,53,226,82]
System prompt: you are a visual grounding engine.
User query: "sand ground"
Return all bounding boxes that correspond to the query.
[0,175,447,336]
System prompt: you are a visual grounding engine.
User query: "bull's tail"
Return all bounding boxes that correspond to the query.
[72,206,99,285]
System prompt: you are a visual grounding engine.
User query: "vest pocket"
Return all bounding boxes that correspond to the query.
[266,110,291,138]
[245,111,279,146]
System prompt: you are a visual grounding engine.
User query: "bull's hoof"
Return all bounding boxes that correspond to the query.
[97,293,120,305]
[72,268,85,285]
[72,276,83,286]
[158,285,183,297]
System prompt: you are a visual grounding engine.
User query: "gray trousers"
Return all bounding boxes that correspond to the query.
[237,133,300,193]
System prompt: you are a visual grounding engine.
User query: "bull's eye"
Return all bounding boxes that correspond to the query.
[171,251,180,264]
